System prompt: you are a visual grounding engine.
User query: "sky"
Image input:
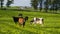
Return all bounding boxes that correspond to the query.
[3,0,45,8]
[4,0,31,7]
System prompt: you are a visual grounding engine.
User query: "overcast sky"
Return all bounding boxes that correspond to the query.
[4,0,31,7]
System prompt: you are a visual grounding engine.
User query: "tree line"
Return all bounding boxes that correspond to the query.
[0,0,14,9]
[0,0,60,13]
[31,0,60,13]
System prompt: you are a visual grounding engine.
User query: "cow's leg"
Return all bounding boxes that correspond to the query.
[23,22,25,27]
[40,22,44,26]
[40,19,44,26]
[18,22,22,27]
[42,19,44,24]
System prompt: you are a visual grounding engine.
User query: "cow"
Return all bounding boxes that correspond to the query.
[13,14,23,24]
[13,16,28,27]
[19,16,28,27]
[30,17,44,26]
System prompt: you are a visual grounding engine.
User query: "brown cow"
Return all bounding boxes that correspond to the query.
[13,16,28,27]
[18,17,25,27]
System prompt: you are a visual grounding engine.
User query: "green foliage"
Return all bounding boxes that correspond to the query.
[0,0,4,8]
[31,0,38,10]
[6,0,14,7]
[0,10,60,34]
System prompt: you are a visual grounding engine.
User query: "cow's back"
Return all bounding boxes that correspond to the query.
[13,17,19,23]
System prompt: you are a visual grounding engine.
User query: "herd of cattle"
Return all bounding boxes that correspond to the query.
[13,14,44,27]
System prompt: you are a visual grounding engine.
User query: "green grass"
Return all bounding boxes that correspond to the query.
[0,10,60,34]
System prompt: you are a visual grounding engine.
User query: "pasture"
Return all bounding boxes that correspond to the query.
[0,10,60,34]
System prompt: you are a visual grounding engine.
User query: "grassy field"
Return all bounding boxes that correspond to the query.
[0,10,60,34]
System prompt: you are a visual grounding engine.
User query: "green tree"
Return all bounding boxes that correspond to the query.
[6,0,14,7]
[44,0,54,12]
[51,0,60,10]
[44,0,48,12]
[38,0,43,11]
[0,0,4,9]
[31,0,38,10]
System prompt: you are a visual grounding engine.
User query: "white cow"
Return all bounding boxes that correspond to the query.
[30,17,44,26]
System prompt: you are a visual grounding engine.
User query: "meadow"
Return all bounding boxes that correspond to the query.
[0,10,60,34]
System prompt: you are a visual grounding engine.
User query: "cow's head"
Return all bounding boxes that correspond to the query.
[24,16,28,21]
[18,14,23,17]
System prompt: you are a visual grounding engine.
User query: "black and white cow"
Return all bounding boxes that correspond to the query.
[30,17,44,26]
